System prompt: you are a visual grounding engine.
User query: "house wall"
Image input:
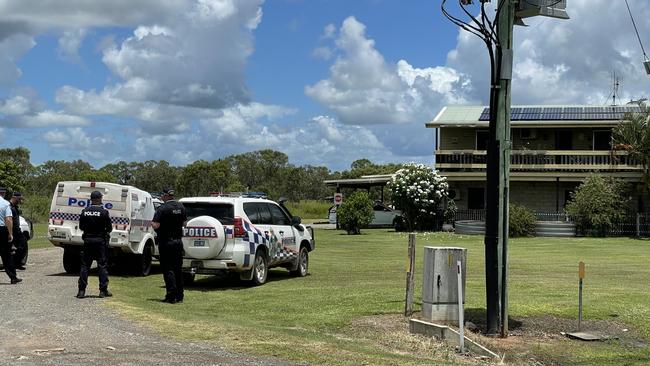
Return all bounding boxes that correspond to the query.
[450,181,579,212]
[449,180,644,212]
[439,127,612,150]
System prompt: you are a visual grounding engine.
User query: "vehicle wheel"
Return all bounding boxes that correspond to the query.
[182,273,195,285]
[251,251,268,286]
[290,247,309,277]
[63,247,81,274]
[133,243,153,276]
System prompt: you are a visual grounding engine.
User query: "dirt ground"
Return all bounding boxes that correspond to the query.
[350,310,646,366]
[0,247,300,366]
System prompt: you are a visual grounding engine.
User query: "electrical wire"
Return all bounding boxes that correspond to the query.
[624,0,649,60]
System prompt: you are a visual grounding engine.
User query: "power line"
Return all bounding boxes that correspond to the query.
[624,0,648,60]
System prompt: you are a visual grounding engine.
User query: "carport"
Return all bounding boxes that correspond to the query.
[323,174,395,202]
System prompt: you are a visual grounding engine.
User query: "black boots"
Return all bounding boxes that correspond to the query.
[10,277,22,284]
[76,290,85,298]
[99,290,113,298]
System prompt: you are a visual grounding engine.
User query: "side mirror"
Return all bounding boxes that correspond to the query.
[291,216,302,226]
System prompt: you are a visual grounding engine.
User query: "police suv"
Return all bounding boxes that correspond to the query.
[180,195,315,285]
[47,181,158,276]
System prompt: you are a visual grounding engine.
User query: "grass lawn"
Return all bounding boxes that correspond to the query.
[78,230,650,365]
[29,223,51,249]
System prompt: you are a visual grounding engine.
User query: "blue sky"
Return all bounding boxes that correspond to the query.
[1,0,649,170]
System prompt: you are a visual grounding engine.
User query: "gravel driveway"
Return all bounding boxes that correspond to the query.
[0,247,300,366]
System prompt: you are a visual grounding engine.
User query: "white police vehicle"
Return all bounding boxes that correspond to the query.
[18,216,32,265]
[47,181,158,275]
[180,195,315,285]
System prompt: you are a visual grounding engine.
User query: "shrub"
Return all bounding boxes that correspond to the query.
[337,191,374,235]
[565,175,630,236]
[387,163,448,231]
[444,199,458,225]
[509,203,536,237]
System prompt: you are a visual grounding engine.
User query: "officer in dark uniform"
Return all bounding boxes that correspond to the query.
[9,192,27,270]
[152,188,187,303]
[0,187,20,284]
[77,190,113,299]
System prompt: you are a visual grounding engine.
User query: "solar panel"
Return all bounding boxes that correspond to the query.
[472,105,643,122]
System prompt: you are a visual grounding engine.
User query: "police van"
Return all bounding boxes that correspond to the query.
[47,181,158,276]
[180,195,315,285]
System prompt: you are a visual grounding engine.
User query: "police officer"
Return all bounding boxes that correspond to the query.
[0,187,20,284]
[9,192,27,270]
[77,190,113,299]
[152,188,187,303]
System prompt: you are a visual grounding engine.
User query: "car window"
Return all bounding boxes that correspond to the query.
[183,202,234,225]
[268,203,291,226]
[256,203,273,225]
[243,202,259,223]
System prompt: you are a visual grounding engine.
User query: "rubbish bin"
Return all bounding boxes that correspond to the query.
[422,246,467,325]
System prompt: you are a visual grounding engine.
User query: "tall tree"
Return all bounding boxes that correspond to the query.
[613,106,650,192]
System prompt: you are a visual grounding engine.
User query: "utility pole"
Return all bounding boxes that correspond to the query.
[442,0,569,338]
[484,0,514,337]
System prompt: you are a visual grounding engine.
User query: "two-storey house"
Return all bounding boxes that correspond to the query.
[426,105,645,213]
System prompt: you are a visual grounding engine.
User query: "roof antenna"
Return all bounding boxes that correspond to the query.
[607,71,621,106]
[625,0,650,75]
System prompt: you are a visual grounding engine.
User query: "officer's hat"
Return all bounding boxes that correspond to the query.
[90,191,103,199]
[162,188,175,196]
[0,187,6,193]
[12,192,23,198]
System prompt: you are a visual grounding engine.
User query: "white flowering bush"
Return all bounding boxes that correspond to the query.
[387,163,448,231]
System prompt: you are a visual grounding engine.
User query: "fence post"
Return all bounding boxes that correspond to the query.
[637,213,641,238]
[404,233,416,317]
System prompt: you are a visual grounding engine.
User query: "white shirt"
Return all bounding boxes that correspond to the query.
[0,197,11,227]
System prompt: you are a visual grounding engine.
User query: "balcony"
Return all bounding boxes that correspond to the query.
[435,150,643,172]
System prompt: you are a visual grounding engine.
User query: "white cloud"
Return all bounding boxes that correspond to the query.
[306,16,473,126]
[0,34,35,86]
[445,0,650,105]
[321,23,336,39]
[57,29,87,64]
[312,46,332,60]
[1,90,91,128]
[42,127,114,160]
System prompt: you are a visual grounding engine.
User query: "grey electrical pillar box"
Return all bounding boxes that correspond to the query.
[422,247,467,326]
[516,0,569,20]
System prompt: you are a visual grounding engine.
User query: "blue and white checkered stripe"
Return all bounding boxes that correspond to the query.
[50,211,130,225]
[241,220,269,267]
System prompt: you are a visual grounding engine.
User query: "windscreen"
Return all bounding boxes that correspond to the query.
[184,202,234,225]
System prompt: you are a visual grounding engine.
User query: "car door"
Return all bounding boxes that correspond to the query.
[266,202,297,264]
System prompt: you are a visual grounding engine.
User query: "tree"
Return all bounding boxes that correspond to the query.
[613,105,650,192]
[0,161,24,192]
[337,191,373,235]
[388,163,448,231]
[565,175,630,236]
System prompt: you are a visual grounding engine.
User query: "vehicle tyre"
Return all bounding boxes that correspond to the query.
[182,273,195,285]
[133,242,153,276]
[63,247,81,274]
[290,246,309,277]
[251,251,268,286]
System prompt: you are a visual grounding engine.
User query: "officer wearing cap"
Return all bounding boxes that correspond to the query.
[152,188,187,303]
[0,187,20,284]
[77,190,113,298]
[9,192,27,270]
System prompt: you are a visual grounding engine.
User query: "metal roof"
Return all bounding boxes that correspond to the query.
[323,174,395,188]
[426,105,639,128]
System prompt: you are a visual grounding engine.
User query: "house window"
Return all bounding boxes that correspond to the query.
[467,188,485,210]
[593,130,612,150]
[475,130,489,150]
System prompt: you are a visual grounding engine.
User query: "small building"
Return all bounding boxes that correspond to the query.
[426,105,645,213]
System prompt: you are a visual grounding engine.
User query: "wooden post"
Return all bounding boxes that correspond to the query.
[404,233,416,316]
[636,212,640,238]
[578,261,585,331]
